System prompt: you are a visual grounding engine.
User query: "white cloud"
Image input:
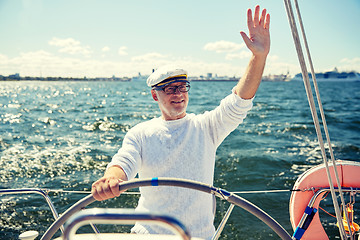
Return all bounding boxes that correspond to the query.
[340,57,360,64]
[118,46,128,56]
[261,54,299,76]
[7,45,357,78]
[0,50,273,78]
[48,37,91,56]
[0,50,159,78]
[225,51,252,60]
[0,54,9,62]
[267,55,279,61]
[131,52,168,62]
[338,57,360,71]
[203,40,245,53]
[102,46,110,52]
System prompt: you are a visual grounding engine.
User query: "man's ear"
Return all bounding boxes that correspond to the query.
[151,89,158,101]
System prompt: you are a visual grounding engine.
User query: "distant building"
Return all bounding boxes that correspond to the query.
[132,72,149,82]
[8,73,21,80]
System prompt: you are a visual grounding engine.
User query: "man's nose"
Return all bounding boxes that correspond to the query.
[173,87,182,95]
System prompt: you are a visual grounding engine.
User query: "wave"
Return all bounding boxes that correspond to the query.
[82,117,130,132]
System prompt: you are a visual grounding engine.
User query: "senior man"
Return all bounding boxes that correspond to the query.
[92,5,270,239]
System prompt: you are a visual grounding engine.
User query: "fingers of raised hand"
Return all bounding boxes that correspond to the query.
[247,8,253,27]
[248,5,270,30]
[264,13,270,29]
[242,5,270,56]
[254,5,260,27]
[259,9,266,27]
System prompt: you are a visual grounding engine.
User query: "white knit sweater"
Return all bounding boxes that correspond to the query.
[107,91,253,239]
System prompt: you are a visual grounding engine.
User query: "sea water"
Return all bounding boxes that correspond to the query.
[0,80,359,239]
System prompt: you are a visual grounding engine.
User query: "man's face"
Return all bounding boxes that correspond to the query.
[151,82,189,121]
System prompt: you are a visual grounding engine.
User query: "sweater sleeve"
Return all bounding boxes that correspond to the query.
[106,128,142,180]
[204,88,254,148]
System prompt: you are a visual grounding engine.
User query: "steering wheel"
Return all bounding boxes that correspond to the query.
[40,177,292,240]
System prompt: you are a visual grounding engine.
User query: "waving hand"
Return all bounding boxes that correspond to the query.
[240,5,270,57]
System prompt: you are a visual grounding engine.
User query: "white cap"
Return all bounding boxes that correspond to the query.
[147,65,188,87]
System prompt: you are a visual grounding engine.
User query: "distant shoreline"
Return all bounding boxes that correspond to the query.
[0,72,292,82]
[0,76,131,82]
[0,78,287,82]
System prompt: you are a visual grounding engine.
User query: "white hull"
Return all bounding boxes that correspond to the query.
[291,71,360,82]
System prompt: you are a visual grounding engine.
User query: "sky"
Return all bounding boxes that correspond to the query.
[0,0,359,78]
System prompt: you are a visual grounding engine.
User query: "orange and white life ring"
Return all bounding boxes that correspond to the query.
[289,160,360,240]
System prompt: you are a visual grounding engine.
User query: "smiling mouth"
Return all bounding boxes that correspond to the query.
[171,100,184,104]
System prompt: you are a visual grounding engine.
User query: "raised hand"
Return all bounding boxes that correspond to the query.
[240,5,270,57]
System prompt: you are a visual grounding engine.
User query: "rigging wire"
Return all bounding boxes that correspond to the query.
[292,0,353,238]
[283,0,348,239]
